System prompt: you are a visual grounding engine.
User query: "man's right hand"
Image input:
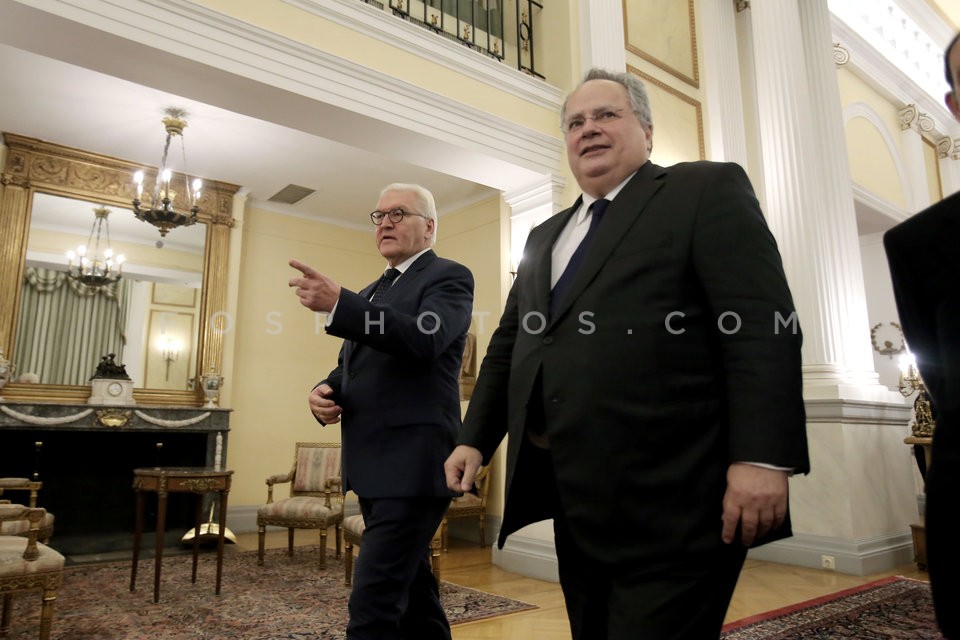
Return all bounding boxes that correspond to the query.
[309,383,342,424]
[444,445,483,492]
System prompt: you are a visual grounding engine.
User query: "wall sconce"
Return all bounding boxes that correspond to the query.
[898,352,936,438]
[159,336,181,382]
[871,322,905,357]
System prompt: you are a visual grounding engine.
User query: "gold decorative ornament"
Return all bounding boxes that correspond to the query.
[898,353,936,438]
[96,409,132,428]
[180,478,217,492]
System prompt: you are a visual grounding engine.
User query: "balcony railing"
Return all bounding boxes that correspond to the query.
[359,0,543,79]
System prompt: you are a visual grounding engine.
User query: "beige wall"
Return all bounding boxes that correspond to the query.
[435,194,507,517]
[226,206,380,505]
[837,68,909,209]
[923,138,943,203]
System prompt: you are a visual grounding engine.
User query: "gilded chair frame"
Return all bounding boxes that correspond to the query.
[257,441,344,569]
[442,464,490,550]
[0,478,53,543]
[0,506,64,640]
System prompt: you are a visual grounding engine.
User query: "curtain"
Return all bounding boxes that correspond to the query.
[13,268,133,385]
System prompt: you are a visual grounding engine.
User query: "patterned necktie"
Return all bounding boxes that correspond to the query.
[549,199,610,316]
[370,268,401,304]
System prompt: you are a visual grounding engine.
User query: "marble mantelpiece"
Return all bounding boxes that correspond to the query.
[0,401,231,557]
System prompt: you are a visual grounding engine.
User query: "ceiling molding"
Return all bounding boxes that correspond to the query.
[3,0,562,189]
[831,14,960,140]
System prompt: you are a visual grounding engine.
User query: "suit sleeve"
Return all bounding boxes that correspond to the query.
[691,163,808,472]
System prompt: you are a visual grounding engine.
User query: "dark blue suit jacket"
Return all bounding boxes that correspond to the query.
[322,250,474,498]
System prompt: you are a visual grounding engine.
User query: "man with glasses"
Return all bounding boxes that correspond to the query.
[445,68,808,639]
[290,183,474,640]
[884,32,960,640]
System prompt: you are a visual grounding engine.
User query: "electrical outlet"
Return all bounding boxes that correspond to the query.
[821,555,836,570]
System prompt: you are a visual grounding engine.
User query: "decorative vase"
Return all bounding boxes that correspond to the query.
[201,368,224,408]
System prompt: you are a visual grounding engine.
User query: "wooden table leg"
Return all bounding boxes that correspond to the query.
[191,495,203,584]
[216,490,228,595]
[130,489,144,592]
[154,489,167,603]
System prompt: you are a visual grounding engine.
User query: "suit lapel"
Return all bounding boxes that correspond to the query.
[345,250,437,362]
[550,163,666,323]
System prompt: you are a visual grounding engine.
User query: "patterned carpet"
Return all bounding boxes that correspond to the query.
[5,545,537,639]
[721,576,943,639]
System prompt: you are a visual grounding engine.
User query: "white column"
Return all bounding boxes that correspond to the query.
[503,175,566,274]
[699,0,749,166]
[578,0,626,74]
[899,105,934,211]
[749,0,894,401]
[740,0,916,576]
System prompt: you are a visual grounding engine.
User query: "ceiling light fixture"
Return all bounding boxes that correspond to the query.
[66,206,125,289]
[132,107,203,237]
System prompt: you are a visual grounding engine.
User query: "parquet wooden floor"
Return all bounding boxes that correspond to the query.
[242,530,927,640]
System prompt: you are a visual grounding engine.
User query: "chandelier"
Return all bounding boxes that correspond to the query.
[66,206,125,289]
[132,107,203,237]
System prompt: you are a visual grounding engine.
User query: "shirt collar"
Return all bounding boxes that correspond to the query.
[386,247,431,275]
[575,171,637,224]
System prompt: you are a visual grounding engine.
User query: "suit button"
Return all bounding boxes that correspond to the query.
[542,336,554,345]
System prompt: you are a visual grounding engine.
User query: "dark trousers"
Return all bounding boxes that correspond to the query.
[516,437,746,640]
[554,515,746,640]
[347,496,452,640]
[926,415,959,639]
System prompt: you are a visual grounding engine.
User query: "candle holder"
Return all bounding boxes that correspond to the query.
[201,368,224,408]
[0,347,12,401]
[898,353,936,438]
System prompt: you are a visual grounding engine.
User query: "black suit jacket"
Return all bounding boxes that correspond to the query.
[459,161,809,566]
[884,190,959,638]
[884,191,959,419]
[322,250,474,498]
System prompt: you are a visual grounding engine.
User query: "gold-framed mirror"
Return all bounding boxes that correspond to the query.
[0,132,239,406]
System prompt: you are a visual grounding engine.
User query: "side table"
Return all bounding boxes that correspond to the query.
[904,435,931,571]
[130,467,233,603]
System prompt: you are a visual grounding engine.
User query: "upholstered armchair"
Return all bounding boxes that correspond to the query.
[257,442,344,569]
[441,464,490,550]
[0,478,54,543]
[342,514,442,587]
[0,506,65,640]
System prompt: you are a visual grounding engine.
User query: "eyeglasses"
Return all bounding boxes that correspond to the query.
[369,208,428,225]
[562,107,627,134]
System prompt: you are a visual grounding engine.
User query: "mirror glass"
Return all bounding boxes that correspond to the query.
[15,192,206,390]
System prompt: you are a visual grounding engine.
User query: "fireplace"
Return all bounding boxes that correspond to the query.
[0,402,230,557]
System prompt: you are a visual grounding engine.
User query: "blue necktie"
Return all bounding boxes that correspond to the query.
[370,268,400,304]
[549,198,609,317]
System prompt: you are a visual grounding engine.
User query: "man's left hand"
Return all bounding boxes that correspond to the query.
[721,463,788,546]
[289,259,342,313]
